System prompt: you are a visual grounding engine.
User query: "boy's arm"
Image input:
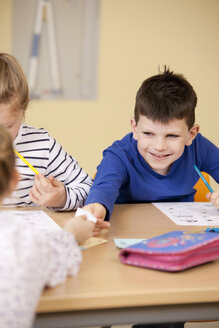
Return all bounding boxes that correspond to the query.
[30,136,92,210]
[85,151,128,220]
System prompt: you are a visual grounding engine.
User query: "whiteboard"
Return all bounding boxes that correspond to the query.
[12,0,99,100]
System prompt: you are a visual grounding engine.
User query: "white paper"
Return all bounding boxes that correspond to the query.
[153,202,219,226]
[0,210,61,232]
[113,238,145,249]
[75,208,97,223]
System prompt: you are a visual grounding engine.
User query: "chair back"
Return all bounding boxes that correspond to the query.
[194,172,211,202]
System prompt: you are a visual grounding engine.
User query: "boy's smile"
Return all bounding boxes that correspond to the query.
[131,115,199,175]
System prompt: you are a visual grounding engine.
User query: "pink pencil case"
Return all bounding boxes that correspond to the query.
[119,231,219,272]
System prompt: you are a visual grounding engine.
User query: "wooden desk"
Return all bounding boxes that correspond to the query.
[34,204,219,328]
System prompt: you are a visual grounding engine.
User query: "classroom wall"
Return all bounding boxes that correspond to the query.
[0,0,219,188]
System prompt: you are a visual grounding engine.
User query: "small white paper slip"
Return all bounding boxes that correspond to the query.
[114,238,145,249]
[75,208,97,223]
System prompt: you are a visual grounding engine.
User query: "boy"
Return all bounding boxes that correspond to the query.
[0,53,92,210]
[84,69,219,236]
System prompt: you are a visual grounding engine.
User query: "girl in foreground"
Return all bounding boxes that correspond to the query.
[0,125,94,328]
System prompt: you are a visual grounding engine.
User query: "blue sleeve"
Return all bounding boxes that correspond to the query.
[85,151,128,219]
[196,134,219,183]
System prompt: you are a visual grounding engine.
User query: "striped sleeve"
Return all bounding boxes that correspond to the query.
[3,125,92,211]
[46,136,93,211]
[3,126,50,208]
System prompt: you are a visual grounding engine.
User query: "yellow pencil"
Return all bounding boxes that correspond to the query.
[14,149,39,175]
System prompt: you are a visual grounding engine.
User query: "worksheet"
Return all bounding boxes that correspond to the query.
[0,210,108,250]
[0,210,61,232]
[153,202,219,226]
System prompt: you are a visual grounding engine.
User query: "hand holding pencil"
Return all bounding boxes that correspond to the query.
[14,149,67,208]
[194,165,219,210]
[29,173,67,208]
[206,190,219,210]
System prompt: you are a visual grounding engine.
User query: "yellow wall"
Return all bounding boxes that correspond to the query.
[0,0,219,189]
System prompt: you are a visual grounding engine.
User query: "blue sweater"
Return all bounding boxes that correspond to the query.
[86,133,219,219]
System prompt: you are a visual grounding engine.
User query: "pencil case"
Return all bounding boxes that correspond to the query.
[119,231,219,272]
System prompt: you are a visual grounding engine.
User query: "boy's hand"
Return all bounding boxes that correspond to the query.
[83,203,110,236]
[206,190,219,209]
[63,215,94,244]
[29,173,66,208]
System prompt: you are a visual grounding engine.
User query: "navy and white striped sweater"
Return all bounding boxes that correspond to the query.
[3,124,92,210]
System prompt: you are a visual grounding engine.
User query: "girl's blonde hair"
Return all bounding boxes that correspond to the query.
[0,125,15,196]
[0,53,29,111]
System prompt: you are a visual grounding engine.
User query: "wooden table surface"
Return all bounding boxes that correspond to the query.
[37,203,219,314]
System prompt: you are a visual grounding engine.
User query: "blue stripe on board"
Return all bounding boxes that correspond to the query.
[31,34,40,57]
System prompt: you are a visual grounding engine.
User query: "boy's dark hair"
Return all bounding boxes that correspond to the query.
[134,69,197,129]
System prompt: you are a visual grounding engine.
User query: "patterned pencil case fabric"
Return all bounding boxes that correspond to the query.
[119,231,219,272]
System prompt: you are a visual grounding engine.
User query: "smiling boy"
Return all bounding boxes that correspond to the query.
[84,69,219,235]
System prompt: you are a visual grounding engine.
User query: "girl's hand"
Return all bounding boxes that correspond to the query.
[63,215,95,244]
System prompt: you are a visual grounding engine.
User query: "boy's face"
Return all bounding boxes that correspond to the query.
[0,103,24,141]
[131,115,199,175]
